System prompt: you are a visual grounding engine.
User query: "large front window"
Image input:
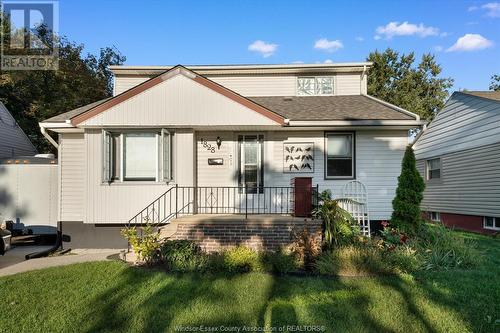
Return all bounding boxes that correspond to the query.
[103,129,172,183]
[123,133,157,181]
[325,132,354,179]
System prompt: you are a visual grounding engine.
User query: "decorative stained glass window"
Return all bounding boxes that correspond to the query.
[297,77,333,96]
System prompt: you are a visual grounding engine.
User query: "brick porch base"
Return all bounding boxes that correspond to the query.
[165,215,323,252]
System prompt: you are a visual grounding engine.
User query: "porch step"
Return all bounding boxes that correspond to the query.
[159,221,179,240]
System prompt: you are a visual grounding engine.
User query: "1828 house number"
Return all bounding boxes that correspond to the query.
[200,138,216,153]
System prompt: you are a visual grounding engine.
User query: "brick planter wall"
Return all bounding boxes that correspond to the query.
[170,218,323,252]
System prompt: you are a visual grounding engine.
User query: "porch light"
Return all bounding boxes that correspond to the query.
[216,136,222,149]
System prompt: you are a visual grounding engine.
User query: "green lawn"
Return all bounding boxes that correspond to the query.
[0,232,499,333]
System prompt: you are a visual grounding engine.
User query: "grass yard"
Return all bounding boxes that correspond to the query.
[0,232,499,333]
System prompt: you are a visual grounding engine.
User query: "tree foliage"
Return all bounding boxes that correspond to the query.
[391,146,425,233]
[490,74,500,91]
[0,14,125,153]
[367,48,453,121]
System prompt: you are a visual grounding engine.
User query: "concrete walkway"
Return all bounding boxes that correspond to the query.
[0,247,121,277]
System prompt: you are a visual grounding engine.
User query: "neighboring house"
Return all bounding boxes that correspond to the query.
[40,63,423,249]
[0,102,37,158]
[413,91,500,234]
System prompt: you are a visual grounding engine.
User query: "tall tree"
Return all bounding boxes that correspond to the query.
[367,48,453,121]
[391,146,425,233]
[0,15,125,153]
[490,74,500,91]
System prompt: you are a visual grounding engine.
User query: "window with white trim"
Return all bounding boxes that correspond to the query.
[426,158,441,180]
[297,77,334,96]
[429,212,441,222]
[483,216,500,230]
[325,132,354,179]
[103,130,172,183]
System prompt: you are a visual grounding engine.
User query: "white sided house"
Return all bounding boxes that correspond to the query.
[413,91,500,234]
[40,63,423,249]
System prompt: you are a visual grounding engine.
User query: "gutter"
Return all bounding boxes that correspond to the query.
[39,125,59,149]
[39,121,75,149]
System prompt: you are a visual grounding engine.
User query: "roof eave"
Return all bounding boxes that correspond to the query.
[110,62,373,76]
[288,120,426,127]
[362,94,420,121]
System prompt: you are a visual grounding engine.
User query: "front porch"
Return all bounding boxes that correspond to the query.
[161,214,322,252]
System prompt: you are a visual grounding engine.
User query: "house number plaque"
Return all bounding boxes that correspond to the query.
[199,138,216,153]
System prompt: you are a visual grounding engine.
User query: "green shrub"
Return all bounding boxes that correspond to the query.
[262,249,298,274]
[289,227,321,271]
[121,223,161,265]
[315,244,388,276]
[417,223,480,270]
[315,241,421,276]
[160,240,208,272]
[312,190,360,249]
[384,244,421,273]
[379,221,409,249]
[391,146,425,233]
[222,246,264,273]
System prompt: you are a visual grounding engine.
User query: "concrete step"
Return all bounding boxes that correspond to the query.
[159,222,178,240]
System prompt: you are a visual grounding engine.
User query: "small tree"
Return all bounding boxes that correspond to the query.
[391,146,425,232]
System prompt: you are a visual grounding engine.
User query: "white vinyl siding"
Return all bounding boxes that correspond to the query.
[336,74,362,96]
[417,142,500,217]
[60,133,85,221]
[414,92,500,160]
[84,129,195,224]
[84,74,279,127]
[195,130,408,220]
[113,74,364,97]
[113,76,149,96]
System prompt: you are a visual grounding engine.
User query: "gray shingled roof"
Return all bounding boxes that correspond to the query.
[462,91,500,102]
[248,95,415,120]
[43,95,414,123]
[42,98,112,122]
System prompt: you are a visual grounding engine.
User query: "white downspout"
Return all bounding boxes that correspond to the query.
[40,125,59,149]
[361,65,367,94]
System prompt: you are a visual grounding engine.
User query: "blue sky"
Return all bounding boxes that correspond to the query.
[59,0,499,91]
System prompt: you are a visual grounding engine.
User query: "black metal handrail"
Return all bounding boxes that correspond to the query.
[128,185,318,225]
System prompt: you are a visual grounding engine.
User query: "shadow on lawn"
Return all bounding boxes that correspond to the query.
[83,270,444,333]
[84,255,498,333]
[84,268,272,332]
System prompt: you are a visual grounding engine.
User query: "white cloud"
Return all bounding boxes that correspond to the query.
[355,36,364,42]
[482,2,500,17]
[291,60,304,64]
[323,59,333,64]
[446,33,493,52]
[468,5,479,11]
[375,21,440,39]
[248,40,278,57]
[434,45,444,52]
[314,38,343,52]
[374,35,382,40]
